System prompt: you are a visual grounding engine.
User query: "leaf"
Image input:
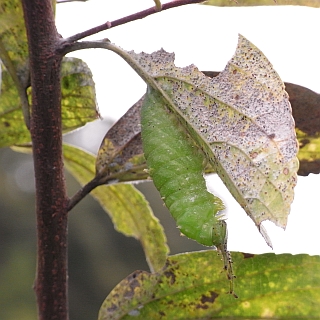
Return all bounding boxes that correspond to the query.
[96,70,319,178]
[0,57,98,148]
[204,72,320,176]
[98,251,320,319]
[286,83,320,176]
[95,78,320,179]
[295,129,320,176]
[104,35,299,247]
[0,0,98,147]
[96,97,148,183]
[0,0,31,127]
[63,144,169,272]
[204,0,320,7]
[0,70,30,147]
[0,0,29,74]
[60,57,100,132]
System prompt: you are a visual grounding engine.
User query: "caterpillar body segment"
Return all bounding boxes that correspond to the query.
[141,88,225,247]
[141,88,236,296]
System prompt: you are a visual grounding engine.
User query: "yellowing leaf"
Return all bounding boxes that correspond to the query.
[0,0,28,72]
[99,251,320,319]
[60,57,99,132]
[104,35,299,247]
[296,128,320,175]
[0,0,98,147]
[0,58,98,148]
[0,71,30,147]
[63,144,169,272]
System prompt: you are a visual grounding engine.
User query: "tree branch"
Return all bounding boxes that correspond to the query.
[63,0,205,43]
[22,0,69,319]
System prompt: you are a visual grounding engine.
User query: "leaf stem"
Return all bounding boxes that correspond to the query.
[67,176,101,212]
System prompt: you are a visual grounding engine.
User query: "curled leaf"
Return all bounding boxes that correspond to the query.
[96,97,148,183]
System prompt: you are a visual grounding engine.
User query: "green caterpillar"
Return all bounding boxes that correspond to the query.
[141,87,236,296]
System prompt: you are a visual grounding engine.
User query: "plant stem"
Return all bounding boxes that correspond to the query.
[22,1,69,319]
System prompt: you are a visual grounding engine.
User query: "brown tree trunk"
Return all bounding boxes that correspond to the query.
[22,1,69,319]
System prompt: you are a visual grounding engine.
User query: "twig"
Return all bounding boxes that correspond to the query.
[64,0,205,43]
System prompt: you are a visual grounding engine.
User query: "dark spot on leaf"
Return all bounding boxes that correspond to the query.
[107,303,118,313]
[130,270,143,279]
[299,138,310,148]
[165,259,178,268]
[196,304,209,309]
[268,133,275,139]
[164,270,176,285]
[250,152,258,159]
[242,252,255,259]
[4,121,10,127]
[159,311,166,316]
[200,291,219,304]
[63,77,70,89]
[130,280,140,289]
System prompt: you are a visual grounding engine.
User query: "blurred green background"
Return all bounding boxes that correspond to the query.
[0,119,204,320]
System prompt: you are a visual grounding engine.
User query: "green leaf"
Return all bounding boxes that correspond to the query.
[63,144,169,272]
[204,0,320,7]
[104,35,299,247]
[99,251,320,319]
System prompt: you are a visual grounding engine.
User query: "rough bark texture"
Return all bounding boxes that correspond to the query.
[22,1,69,319]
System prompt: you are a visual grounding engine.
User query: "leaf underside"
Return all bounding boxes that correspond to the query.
[107,35,299,247]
